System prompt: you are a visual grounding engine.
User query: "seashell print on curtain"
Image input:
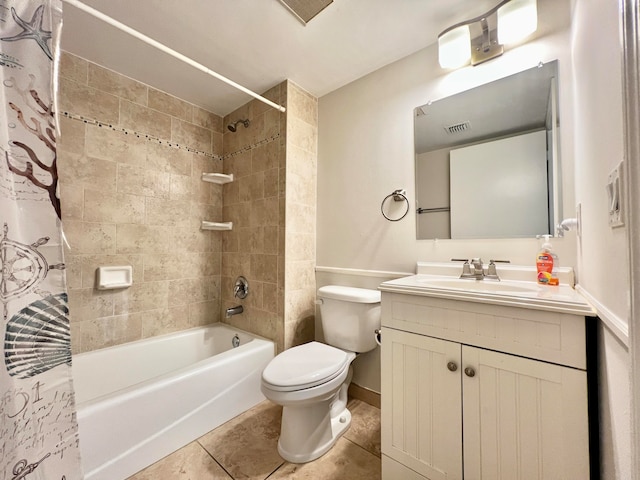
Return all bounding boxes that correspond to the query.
[0,0,83,479]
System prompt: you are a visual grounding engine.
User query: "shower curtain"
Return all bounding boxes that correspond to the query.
[0,1,83,479]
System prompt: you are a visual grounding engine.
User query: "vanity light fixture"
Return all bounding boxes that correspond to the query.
[438,0,538,69]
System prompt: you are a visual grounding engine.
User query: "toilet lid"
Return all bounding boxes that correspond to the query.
[262,342,351,391]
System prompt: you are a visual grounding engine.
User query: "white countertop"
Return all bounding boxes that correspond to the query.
[379,263,596,316]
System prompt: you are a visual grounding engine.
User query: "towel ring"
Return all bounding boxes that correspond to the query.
[381,189,410,222]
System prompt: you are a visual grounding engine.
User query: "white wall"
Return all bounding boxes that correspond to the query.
[317,2,633,476]
[571,0,631,478]
[317,24,576,275]
[317,3,576,393]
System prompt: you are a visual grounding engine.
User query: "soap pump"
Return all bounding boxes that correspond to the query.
[536,234,559,286]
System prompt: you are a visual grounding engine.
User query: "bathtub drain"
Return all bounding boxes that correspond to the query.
[232,334,240,348]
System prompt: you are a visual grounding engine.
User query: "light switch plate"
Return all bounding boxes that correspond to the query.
[606,161,624,228]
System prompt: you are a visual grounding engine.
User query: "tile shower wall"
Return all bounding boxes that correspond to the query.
[57,52,225,354]
[221,81,318,353]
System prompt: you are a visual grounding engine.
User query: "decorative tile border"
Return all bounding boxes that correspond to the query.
[60,111,281,160]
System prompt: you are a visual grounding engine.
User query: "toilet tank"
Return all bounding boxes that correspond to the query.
[317,285,381,353]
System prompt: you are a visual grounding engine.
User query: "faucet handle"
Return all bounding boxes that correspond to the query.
[486,259,510,278]
[451,258,472,277]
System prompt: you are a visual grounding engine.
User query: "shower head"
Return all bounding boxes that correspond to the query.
[227,119,250,132]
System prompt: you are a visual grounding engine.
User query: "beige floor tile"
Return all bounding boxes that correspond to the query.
[127,441,231,480]
[344,398,382,457]
[198,401,285,479]
[268,437,382,480]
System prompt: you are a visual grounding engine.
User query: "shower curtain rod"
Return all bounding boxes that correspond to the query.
[62,0,287,113]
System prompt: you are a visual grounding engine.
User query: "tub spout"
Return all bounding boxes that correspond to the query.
[225,305,243,318]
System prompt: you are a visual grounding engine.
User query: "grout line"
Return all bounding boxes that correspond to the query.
[342,435,382,459]
[196,439,236,479]
[263,460,286,479]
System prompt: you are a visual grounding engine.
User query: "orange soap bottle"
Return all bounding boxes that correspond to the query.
[536,235,559,286]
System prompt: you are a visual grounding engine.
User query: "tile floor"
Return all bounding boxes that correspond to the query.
[128,398,381,480]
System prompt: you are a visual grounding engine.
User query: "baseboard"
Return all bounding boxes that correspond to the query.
[348,383,381,409]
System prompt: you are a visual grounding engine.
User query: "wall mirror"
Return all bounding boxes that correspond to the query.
[415,60,561,240]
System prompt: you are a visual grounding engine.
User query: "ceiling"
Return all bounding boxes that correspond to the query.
[60,0,509,116]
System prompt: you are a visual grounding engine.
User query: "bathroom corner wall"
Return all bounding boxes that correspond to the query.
[283,82,318,350]
[221,83,286,351]
[57,52,225,354]
[221,81,317,353]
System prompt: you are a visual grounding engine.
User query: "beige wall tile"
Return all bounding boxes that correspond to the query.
[145,197,190,227]
[288,81,318,126]
[58,115,85,155]
[168,277,215,306]
[68,288,115,322]
[59,77,119,124]
[171,227,215,253]
[78,312,143,352]
[172,118,212,153]
[147,142,193,176]
[192,106,222,132]
[116,224,175,254]
[58,153,117,192]
[264,168,279,198]
[88,63,148,105]
[169,173,192,202]
[117,163,171,199]
[113,281,169,314]
[143,253,188,281]
[120,99,172,138]
[287,116,317,154]
[85,124,147,164]
[189,300,219,327]
[286,203,315,234]
[64,253,83,290]
[141,306,192,338]
[84,190,145,224]
[59,51,88,84]
[149,88,192,121]
[63,220,116,254]
[58,53,230,353]
[59,183,84,220]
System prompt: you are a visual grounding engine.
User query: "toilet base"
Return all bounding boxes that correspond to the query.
[276,369,353,464]
[277,403,352,464]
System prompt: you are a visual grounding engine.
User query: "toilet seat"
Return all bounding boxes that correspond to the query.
[262,342,352,392]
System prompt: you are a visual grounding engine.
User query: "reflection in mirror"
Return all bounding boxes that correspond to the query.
[415,60,560,240]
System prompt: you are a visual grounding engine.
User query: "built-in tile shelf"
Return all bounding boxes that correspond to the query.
[201,174,233,229]
[201,173,233,184]
[201,221,233,231]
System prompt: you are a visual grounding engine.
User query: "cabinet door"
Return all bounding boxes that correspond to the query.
[462,346,589,480]
[381,328,462,480]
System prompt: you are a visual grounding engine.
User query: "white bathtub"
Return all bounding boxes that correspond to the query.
[72,323,274,480]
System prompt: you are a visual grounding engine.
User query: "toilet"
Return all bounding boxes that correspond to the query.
[261,285,381,463]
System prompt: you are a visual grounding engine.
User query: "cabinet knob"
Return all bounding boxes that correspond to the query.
[447,361,458,372]
[464,367,476,377]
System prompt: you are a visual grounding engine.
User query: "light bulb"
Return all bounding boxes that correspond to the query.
[498,0,538,45]
[438,25,471,69]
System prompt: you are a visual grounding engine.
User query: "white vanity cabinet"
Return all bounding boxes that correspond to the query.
[380,290,592,480]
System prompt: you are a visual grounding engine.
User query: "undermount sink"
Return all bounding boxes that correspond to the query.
[415,277,541,294]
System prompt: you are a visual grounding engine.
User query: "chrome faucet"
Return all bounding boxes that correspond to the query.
[452,258,510,280]
[470,258,484,279]
[225,305,243,318]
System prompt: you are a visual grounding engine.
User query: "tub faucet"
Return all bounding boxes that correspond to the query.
[225,305,243,318]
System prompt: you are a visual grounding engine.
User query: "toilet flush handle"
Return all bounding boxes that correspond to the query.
[375,328,382,346]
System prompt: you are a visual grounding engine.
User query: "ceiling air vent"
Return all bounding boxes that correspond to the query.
[444,121,471,134]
